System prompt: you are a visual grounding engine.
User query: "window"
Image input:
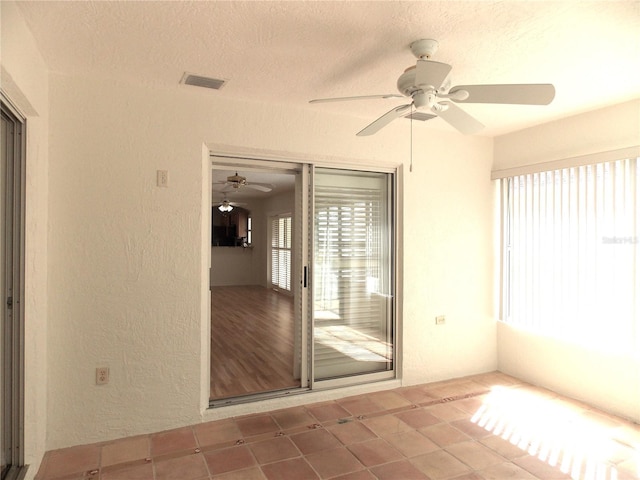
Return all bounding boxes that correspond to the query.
[501,157,638,351]
[247,216,252,245]
[271,215,292,291]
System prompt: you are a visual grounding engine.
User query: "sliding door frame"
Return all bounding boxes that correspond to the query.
[308,164,397,391]
[207,148,399,406]
[209,156,310,406]
[1,95,27,480]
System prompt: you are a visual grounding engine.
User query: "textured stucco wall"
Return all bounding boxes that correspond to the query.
[402,132,496,384]
[1,2,50,477]
[494,99,640,171]
[45,70,496,450]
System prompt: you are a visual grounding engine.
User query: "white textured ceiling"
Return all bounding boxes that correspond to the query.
[14,0,640,136]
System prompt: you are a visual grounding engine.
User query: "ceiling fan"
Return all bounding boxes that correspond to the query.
[214,172,274,192]
[310,39,555,135]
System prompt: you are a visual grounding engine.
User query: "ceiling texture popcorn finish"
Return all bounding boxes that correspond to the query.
[15,0,640,136]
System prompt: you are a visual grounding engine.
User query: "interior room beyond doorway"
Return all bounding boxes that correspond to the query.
[210,285,297,399]
[210,165,299,402]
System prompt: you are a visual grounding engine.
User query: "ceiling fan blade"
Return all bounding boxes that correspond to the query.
[414,60,452,90]
[357,104,412,136]
[436,103,484,135]
[310,94,404,104]
[249,181,274,189]
[246,183,273,192]
[449,84,555,105]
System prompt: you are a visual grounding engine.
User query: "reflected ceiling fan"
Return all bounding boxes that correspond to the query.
[216,195,246,213]
[310,39,555,135]
[214,172,274,192]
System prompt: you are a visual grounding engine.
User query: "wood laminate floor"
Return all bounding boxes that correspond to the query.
[210,285,299,400]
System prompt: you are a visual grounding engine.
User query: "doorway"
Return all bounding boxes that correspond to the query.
[210,162,302,402]
[209,156,396,405]
[1,98,26,479]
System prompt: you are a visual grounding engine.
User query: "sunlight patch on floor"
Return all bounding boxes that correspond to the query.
[471,386,640,480]
[314,324,392,362]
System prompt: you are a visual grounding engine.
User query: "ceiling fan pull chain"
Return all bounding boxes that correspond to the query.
[410,105,414,173]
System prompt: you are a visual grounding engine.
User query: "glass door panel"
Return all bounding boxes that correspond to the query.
[1,100,25,478]
[1,103,8,478]
[209,161,306,403]
[313,168,394,381]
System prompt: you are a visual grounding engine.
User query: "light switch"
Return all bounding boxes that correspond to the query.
[157,170,169,187]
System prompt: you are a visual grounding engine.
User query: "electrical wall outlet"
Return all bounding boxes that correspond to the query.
[435,315,446,325]
[96,367,110,385]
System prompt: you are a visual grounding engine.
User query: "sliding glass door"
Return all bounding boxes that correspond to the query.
[1,99,26,479]
[312,168,394,381]
[208,157,395,405]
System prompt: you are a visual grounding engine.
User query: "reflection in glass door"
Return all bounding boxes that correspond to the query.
[313,168,394,381]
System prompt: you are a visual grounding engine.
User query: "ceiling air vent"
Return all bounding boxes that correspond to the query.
[180,73,227,90]
[404,112,437,122]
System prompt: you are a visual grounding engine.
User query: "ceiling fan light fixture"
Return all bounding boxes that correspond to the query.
[218,201,233,212]
[404,111,436,122]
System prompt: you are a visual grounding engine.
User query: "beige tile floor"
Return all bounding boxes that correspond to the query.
[35,372,640,480]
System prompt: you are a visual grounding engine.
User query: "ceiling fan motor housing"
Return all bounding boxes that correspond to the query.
[397,68,421,97]
[397,39,443,100]
[397,70,439,109]
[227,172,247,187]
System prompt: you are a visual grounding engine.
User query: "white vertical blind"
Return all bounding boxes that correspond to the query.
[271,216,291,291]
[503,157,638,351]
